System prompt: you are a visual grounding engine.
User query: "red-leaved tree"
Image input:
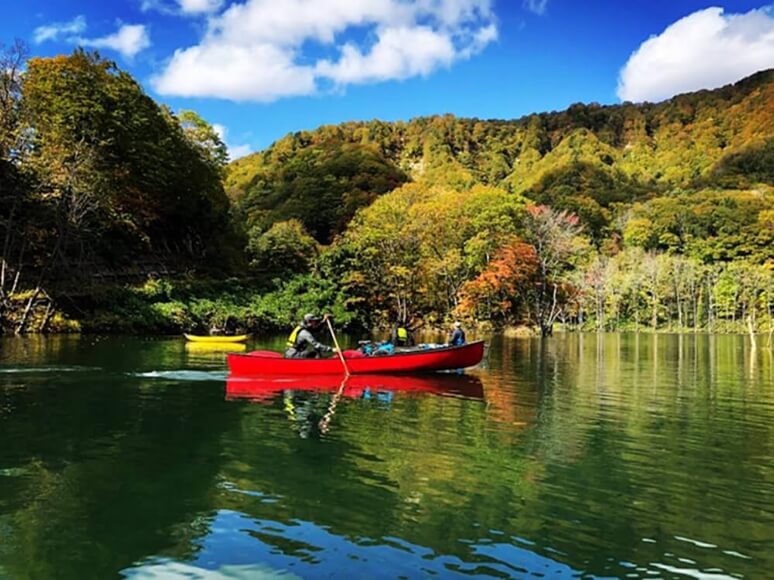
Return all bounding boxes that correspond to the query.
[457,237,538,325]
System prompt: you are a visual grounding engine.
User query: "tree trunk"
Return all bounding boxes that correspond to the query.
[747,315,757,350]
[706,275,714,332]
[8,240,25,295]
[10,267,20,295]
[696,277,701,330]
[675,280,682,330]
[634,285,640,332]
[15,286,39,335]
[732,289,738,326]
[542,284,559,337]
[0,194,19,293]
[596,286,605,332]
[16,217,66,334]
[40,297,55,333]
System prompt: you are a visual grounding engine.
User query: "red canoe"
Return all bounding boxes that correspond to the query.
[226,373,485,402]
[227,340,485,376]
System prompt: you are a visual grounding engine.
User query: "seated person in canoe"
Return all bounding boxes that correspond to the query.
[390,319,416,347]
[449,321,466,346]
[284,313,339,359]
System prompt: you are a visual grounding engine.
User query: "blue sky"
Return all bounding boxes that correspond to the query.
[2,1,773,157]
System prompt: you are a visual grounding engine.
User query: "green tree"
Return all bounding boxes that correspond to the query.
[408,185,526,315]
[5,49,243,332]
[178,110,228,173]
[247,219,318,276]
[0,40,31,305]
[339,183,425,325]
[22,49,239,268]
[233,141,408,243]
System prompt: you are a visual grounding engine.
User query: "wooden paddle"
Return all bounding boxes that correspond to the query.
[325,316,350,377]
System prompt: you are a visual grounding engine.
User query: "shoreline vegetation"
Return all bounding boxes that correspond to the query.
[1,45,772,339]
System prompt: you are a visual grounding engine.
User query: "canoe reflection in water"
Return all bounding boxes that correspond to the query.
[226,373,485,438]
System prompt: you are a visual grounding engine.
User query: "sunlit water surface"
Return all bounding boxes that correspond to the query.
[0,333,772,579]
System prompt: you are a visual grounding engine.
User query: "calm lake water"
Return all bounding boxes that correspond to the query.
[0,333,772,579]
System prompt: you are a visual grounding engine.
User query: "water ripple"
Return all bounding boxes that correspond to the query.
[0,365,101,374]
[129,370,228,382]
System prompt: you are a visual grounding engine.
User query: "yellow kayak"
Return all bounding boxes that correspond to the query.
[186,342,247,353]
[184,334,248,343]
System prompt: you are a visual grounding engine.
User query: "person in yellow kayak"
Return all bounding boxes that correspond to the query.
[285,313,339,359]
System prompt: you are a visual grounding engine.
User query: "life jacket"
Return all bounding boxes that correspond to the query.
[396,327,408,341]
[286,325,303,349]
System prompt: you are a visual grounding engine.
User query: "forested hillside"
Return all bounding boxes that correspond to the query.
[1,41,772,335]
[225,68,772,337]
[228,69,773,243]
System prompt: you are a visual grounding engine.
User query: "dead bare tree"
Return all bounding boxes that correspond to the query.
[522,205,584,336]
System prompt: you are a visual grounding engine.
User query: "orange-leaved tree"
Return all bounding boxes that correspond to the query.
[457,237,538,325]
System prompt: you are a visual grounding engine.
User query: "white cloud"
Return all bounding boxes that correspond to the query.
[141,0,221,15]
[79,24,152,59]
[462,22,498,57]
[618,6,774,102]
[213,123,253,160]
[140,0,175,14]
[228,143,253,159]
[33,15,86,44]
[155,42,316,100]
[152,0,497,102]
[33,16,150,59]
[523,0,548,15]
[178,0,223,14]
[316,26,456,84]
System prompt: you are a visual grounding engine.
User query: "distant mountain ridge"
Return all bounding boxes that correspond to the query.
[227,69,773,242]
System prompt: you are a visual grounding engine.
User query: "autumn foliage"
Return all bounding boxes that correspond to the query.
[1,42,772,335]
[457,238,538,324]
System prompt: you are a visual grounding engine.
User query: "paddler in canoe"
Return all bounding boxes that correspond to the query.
[390,319,415,347]
[284,313,341,359]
